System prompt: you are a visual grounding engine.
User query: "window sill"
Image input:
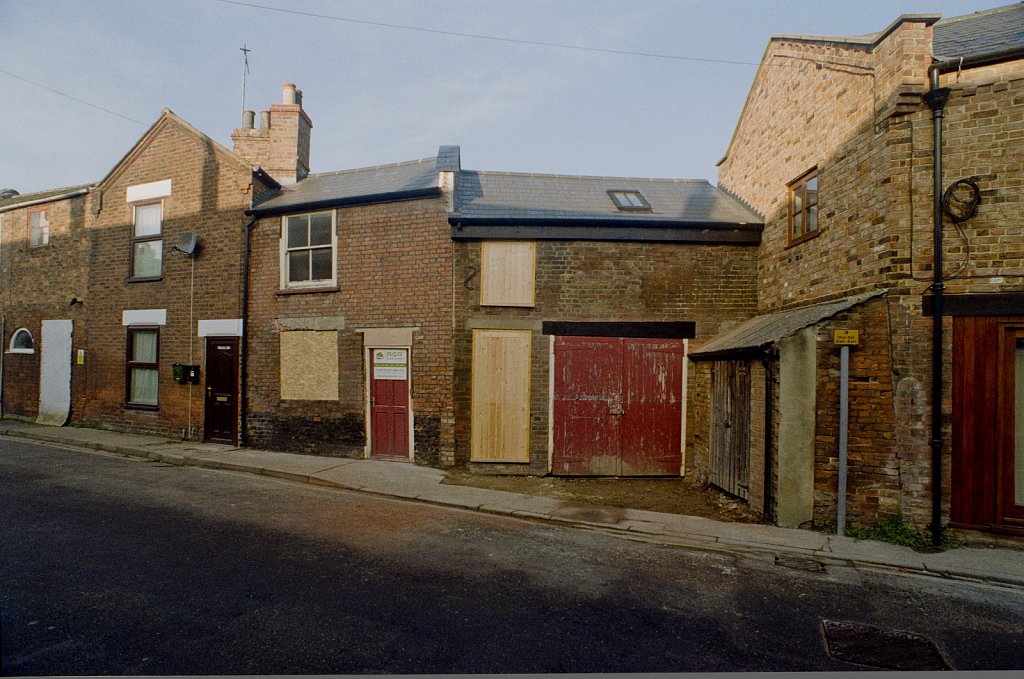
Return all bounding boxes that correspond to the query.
[276,286,340,296]
[123,403,159,412]
[126,276,163,283]
[784,229,821,249]
[5,349,35,355]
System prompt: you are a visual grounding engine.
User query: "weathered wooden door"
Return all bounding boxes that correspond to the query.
[204,337,238,445]
[370,348,410,459]
[552,336,683,476]
[952,317,1024,530]
[710,360,751,499]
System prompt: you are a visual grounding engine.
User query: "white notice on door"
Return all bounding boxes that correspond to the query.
[373,348,408,380]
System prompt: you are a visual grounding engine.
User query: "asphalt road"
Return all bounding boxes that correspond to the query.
[2,436,1023,674]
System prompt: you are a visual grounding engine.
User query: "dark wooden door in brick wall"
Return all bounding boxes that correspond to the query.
[204,338,238,445]
[710,360,751,500]
[552,336,683,476]
[370,348,410,460]
[953,317,1024,531]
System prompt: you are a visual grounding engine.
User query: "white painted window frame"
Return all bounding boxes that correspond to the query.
[279,210,338,290]
[8,327,34,354]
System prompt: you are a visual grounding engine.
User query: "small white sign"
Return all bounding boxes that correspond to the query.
[373,349,408,381]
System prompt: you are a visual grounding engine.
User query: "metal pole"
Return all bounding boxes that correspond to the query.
[837,344,849,536]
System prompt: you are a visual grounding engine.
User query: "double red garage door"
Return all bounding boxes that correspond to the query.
[552,336,684,476]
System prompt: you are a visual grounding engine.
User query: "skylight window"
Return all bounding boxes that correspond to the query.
[608,190,651,211]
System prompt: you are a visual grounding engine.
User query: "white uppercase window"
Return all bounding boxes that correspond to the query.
[29,209,50,247]
[131,202,163,279]
[282,210,336,288]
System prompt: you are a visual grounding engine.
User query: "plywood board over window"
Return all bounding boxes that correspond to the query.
[280,330,339,400]
[471,329,531,462]
[480,241,536,307]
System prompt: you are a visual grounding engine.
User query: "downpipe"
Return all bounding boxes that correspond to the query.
[923,68,951,547]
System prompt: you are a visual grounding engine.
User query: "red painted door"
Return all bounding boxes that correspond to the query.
[621,339,684,475]
[552,337,622,474]
[552,336,683,476]
[370,348,409,459]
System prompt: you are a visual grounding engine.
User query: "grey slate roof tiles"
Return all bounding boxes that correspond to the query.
[933,2,1024,59]
[453,171,761,225]
[0,184,92,211]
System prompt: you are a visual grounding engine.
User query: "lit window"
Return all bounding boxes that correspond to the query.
[282,211,336,288]
[9,328,34,353]
[126,327,159,407]
[29,209,50,247]
[131,202,163,279]
[788,170,819,243]
[608,190,651,211]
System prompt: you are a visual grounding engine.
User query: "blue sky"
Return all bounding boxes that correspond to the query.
[0,0,1006,194]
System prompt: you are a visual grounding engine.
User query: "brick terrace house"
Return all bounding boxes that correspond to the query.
[79,106,281,443]
[243,147,457,464]
[691,3,1024,537]
[450,170,762,475]
[0,185,91,425]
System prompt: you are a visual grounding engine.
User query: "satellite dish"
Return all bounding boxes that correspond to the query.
[175,232,200,257]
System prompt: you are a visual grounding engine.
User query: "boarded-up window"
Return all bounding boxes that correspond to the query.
[480,241,535,307]
[471,329,531,461]
[280,331,339,400]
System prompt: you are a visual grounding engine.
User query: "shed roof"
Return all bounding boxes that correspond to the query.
[690,290,886,359]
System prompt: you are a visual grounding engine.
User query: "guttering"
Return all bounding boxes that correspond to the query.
[0,187,91,214]
[451,218,762,245]
[251,187,441,218]
[931,46,1024,74]
[923,65,951,547]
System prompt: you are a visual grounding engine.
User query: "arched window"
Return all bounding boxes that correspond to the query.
[9,328,34,353]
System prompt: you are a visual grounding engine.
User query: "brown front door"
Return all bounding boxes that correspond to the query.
[952,317,1024,530]
[204,337,238,445]
[369,348,410,460]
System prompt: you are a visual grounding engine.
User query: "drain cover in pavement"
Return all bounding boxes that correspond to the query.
[821,620,953,671]
[775,554,827,573]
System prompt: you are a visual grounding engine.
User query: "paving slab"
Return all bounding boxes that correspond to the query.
[825,536,928,570]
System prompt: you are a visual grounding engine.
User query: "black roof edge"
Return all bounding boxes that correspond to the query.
[250,186,442,217]
[689,346,771,361]
[449,215,762,230]
[932,45,1024,73]
[252,167,282,191]
[450,220,762,245]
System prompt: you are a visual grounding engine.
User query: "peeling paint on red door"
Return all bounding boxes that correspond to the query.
[552,336,683,476]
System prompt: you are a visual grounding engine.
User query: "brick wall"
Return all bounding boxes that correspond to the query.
[717,15,1024,528]
[82,115,252,439]
[1,194,89,420]
[454,238,759,473]
[246,195,454,462]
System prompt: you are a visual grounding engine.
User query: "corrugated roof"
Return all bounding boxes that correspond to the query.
[453,172,761,226]
[253,155,442,215]
[933,3,1024,59]
[691,290,886,358]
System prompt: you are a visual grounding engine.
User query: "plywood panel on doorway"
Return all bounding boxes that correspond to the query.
[471,329,531,462]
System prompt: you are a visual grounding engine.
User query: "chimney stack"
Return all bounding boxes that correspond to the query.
[231,82,312,185]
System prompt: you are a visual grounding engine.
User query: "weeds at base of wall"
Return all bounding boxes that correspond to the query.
[844,516,962,551]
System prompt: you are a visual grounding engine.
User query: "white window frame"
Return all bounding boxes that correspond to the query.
[130,200,164,280]
[8,328,35,354]
[280,210,337,290]
[28,208,50,248]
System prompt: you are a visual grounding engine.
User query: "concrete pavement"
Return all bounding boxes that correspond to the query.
[2,419,1021,589]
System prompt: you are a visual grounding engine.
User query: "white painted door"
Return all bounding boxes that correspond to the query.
[37,320,73,426]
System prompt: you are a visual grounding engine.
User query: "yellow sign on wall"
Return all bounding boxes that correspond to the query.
[833,329,860,346]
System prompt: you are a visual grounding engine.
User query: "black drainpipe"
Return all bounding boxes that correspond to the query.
[240,214,256,446]
[923,69,951,546]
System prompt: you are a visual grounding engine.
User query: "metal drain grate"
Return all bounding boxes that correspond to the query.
[775,554,827,573]
[822,620,953,671]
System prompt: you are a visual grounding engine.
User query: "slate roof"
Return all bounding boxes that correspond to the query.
[0,184,92,212]
[252,155,444,216]
[690,290,886,358]
[452,172,761,226]
[933,3,1024,59]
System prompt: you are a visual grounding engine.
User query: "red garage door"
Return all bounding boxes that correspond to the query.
[552,336,683,476]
